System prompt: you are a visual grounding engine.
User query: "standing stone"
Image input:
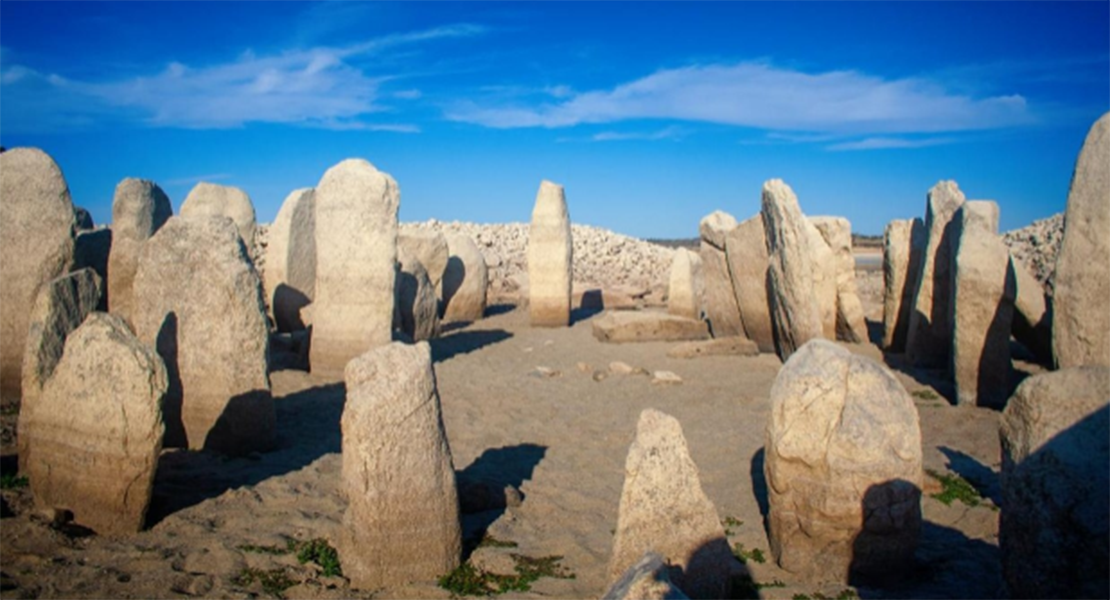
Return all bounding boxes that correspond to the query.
[394,249,440,342]
[1009,254,1052,364]
[311,159,399,376]
[132,216,273,455]
[399,231,449,289]
[725,214,775,353]
[811,216,869,343]
[765,339,922,584]
[761,180,824,361]
[1053,112,1110,368]
[265,188,316,332]
[528,180,572,327]
[338,342,460,589]
[951,204,1015,407]
[441,233,488,323]
[609,409,735,599]
[905,181,966,368]
[107,178,173,324]
[0,148,76,398]
[26,313,166,535]
[803,220,841,340]
[17,268,102,473]
[882,218,925,352]
[999,367,1109,599]
[73,228,112,308]
[180,182,258,249]
[667,248,704,321]
[699,211,744,338]
[603,551,690,600]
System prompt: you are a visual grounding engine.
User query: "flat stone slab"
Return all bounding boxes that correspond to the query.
[592,311,709,344]
[667,337,759,359]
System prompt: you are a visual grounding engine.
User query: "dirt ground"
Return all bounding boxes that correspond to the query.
[1,266,1025,599]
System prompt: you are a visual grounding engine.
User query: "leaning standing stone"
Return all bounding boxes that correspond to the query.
[265,188,316,332]
[132,216,274,455]
[338,342,461,589]
[107,178,173,324]
[441,233,488,323]
[394,249,441,342]
[26,313,166,535]
[311,159,399,376]
[399,230,450,290]
[724,214,775,353]
[528,180,573,327]
[811,216,868,343]
[667,248,704,321]
[1053,112,1110,368]
[882,218,925,352]
[0,148,76,398]
[180,182,258,249]
[699,211,744,338]
[765,339,922,584]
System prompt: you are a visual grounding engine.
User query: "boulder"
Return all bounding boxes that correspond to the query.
[73,228,112,308]
[699,211,744,338]
[999,367,1109,599]
[399,230,449,288]
[441,233,488,323]
[311,159,399,376]
[265,188,316,332]
[0,148,76,398]
[132,216,274,455]
[592,311,710,344]
[666,336,759,359]
[338,342,461,589]
[394,248,440,342]
[698,210,738,251]
[905,181,966,368]
[1053,112,1110,368]
[667,248,704,321]
[811,216,869,343]
[765,339,922,584]
[180,182,257,249]
[107,178,173,324]
[724,214,775,353]
[528,180,573,327]
[603,551,689,600]
[761,180,824,361]
[25,313,166,535]
[608,409,735,599]
[17,268,102,473]
[882,218,925,352]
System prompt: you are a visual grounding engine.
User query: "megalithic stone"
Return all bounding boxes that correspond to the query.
[528,180,573,327]
[108,178,173,325]
[667,248,704,321]
[698,211,744,338]
[180,182,258,250]
[811,216,868,343]
[725,214,775,353]
[265,188,316,333]
[882,218,925,352]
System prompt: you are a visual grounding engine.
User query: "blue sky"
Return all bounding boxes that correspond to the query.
[2,2,1107,237]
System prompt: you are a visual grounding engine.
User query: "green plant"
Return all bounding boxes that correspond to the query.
[756,579,786,589]
[295,538,342,577]
[438,554,574,596]
[911,389,939,400]
[926,469,995,510]
[731,543,766,564]
[232,567,295,597]
[0,404,19,416]
[721,515,743,536]
[0,473,28,490]
[477,535,518,549]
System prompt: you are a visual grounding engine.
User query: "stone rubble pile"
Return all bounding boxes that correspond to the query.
[1001,212,1063,296]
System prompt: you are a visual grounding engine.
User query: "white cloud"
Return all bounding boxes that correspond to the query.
[448,61,1034,135]
[825,136,955,151]
[590,125,686,142]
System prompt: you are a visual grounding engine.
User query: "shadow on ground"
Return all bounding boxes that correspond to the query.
[429,329,513,363]
[456,443,547,559]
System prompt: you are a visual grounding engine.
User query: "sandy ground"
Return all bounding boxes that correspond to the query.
[1,266,1027,599]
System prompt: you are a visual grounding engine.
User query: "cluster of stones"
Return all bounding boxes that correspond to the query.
[1001,211,1063,295]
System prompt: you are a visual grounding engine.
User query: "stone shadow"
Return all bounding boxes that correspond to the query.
[750,447,770,534]
[272,283,310,333]
[456,443,547,559]
[154,312,187,448]
[483,303,517,318]
[848,479,921,588]
[428,329,512,363]
[570,289,606,324]
[937,446,1001,506]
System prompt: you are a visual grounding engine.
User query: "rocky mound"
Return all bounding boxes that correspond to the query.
[1002,213,1063,296]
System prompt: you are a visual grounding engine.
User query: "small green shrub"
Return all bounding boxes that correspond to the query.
[721,515,743,536]
[477,535,518,549]
[438,554,574,596]
[295,538,342,577]
[232,567,295,597]
[0,473,28,490]
[731,543,766,564]
[911,389,939,400]
[926,469,995,510]
[237,541,294,556]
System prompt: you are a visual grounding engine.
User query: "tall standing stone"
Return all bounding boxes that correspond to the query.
[180,182,258,249]
[25,313,166,535]
[108,178,173,325]
[725,214,775,353]
[905,181,966,368]
[399,231,449,290]
[608,409,735,599]
[441,233,488,323]
[761,180,824,361]
[1053,112,1110,368]
[311,159,399,376]
[667,248,704,321]
[999,367,1109,599]
[882,218,925,352]
[394,249,441,342]
[0,148,76,398]
[1009,254,1052,364]
[811,216,869,343]
[528,180,572,327]
[803,220,841,340]
[698,211,744,338]
[132,216,274,455]
[338,342,461,589]
[265,188,316,332]
[765,339,922,584]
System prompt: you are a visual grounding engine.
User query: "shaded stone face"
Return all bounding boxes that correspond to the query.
[394,248,440,342]
[265,188,316,333]
[882,218,925,352]
[399,230,449,288]
[725,214,775,353]
[441,233,488,324]
[180,182,258,249]
[0,148,76,398]
[761,179,823,361]
[528,180,572,327]
[667,247,703,321]
[811,216,868,343]
[108,178,173,325]
[698,210,743,338]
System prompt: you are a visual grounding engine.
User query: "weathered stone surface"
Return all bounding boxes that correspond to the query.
[609,409,735,599]
[73,229,112,309]
[761,180,824,361]
[394,248,440,342]
[311,159,399,376]
[592,311,710,344]
[338,342,461,589]
[441,233,488,323]
[603,551,690,600]
[108,178,173,324]
[699,210,744,338]
[1053,112,1110,368]
[951,205,1014,407]
[811,216,868,343]
[999,367,1110,599]
[698,210,738,251]
[399,230,449,288]
[132,216,274,455]
[765,339,922,584]
[25,313,166,535]
[180,182,257,249]
[667,248,703,321]
[265,188,316,332]
[905,181,966,368]
[804,220,840,340]
[1009,254,1052,364]
[0,148,76,398]
[528,180,572,327]
[725,214,775,353]
[882,218,925,352]
[667,336,759,359]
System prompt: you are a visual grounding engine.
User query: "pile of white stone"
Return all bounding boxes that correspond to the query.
[1001,212,1063,295]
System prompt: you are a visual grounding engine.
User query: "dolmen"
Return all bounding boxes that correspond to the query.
[107,178,172,325]
[528,180,572,327]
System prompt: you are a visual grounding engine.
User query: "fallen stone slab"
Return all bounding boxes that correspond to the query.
[667,337,759,359]
[592,311,710,344]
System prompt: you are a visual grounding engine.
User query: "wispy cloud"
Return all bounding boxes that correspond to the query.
[448,60,1034,135]
[591,125,686,142]
[825,136,955,151]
